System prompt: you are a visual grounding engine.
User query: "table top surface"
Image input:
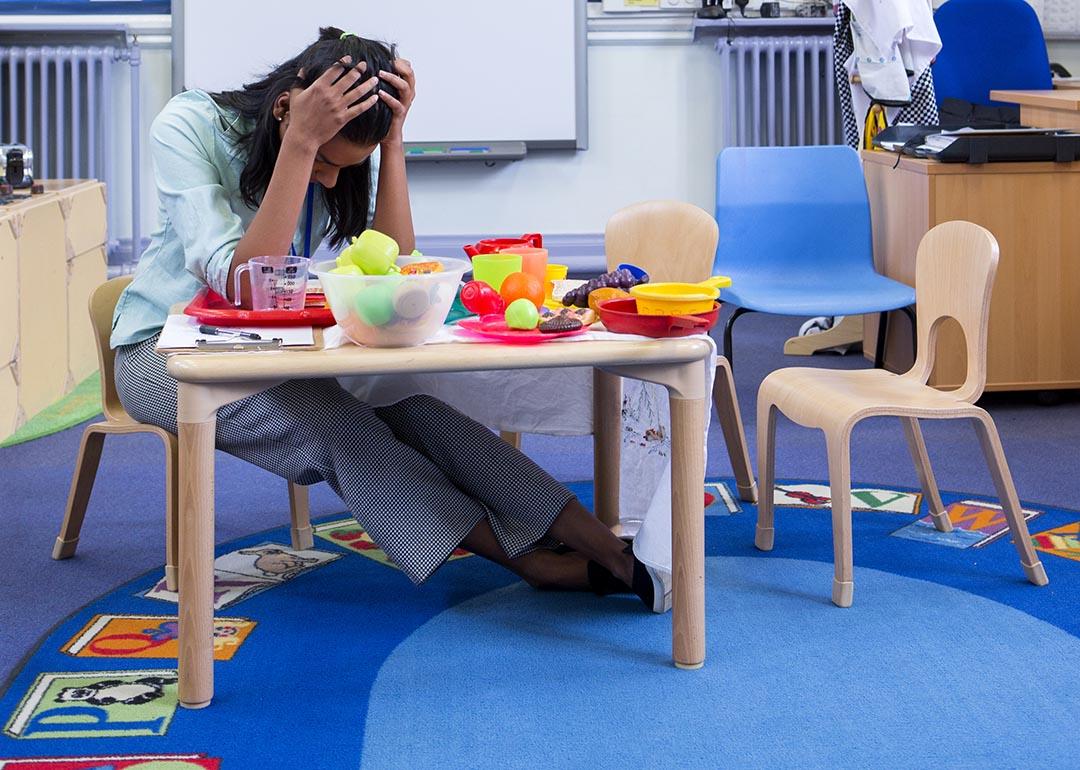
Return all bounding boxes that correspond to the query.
[861,149,1080,175]
[165,335,714,384]
[989,89,1080,109]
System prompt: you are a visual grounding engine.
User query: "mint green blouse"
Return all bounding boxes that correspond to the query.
[110,89,378,348]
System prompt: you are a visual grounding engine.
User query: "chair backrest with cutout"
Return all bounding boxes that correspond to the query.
[89,275,134,423]
[604,200,718,283]
[906,221,999,403]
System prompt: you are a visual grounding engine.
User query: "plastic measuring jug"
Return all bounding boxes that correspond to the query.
[233,255,311,310]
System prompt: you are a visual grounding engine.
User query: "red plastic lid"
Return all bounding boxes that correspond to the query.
[183,289,337,328]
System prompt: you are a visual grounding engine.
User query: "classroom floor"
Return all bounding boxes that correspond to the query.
[2,308,1079,689]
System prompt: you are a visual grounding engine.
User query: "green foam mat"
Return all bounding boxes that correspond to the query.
[1,372,102,448]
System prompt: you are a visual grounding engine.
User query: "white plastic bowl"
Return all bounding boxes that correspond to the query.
[314,256,470,347]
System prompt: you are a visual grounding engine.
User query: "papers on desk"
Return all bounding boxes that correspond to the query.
[156,314,314,350]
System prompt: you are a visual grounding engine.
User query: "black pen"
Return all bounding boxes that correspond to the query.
[198,324,262,340]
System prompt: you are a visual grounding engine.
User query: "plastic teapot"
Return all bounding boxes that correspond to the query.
[463,233,543,259]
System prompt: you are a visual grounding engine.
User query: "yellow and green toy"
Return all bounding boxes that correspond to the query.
[332,229,406,275]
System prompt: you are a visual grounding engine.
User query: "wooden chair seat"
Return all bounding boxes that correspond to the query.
[761,367,978,429]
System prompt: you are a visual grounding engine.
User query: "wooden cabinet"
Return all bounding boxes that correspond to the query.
[862,151,1080,391]
[0,180,107,441]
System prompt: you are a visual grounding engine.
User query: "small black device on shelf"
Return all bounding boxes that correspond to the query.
[0,144,35,189]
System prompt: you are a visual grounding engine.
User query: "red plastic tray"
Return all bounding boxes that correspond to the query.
[183,289,337,328]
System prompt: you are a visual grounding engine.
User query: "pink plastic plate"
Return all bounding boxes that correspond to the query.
[455,316,589,344]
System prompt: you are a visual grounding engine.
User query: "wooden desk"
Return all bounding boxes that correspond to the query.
[167,337,714,708]
[990,89,1080,130]
[862,150,1080,391]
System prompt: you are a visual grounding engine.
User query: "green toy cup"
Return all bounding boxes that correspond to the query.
[342,229,400,275]
[471,253,522,292]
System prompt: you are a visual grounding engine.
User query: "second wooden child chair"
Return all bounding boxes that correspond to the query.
[754,221,1049,607]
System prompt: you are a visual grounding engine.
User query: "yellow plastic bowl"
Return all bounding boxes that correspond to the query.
[629,275,732,316]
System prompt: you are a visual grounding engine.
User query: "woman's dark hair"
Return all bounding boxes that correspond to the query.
[211,27,399,247]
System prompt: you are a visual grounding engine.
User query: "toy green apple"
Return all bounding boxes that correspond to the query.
[505,298,539,330]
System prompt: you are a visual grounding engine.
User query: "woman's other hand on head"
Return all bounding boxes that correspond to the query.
[283,57,380,152]
[378,58,415,147]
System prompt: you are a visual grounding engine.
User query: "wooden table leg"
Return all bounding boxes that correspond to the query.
[670,393,706,669]
[605,355,708,670]
[593,368,622,529]
[177,383,217,710]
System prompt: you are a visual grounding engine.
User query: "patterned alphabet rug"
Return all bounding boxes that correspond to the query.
[1,478,1077,769]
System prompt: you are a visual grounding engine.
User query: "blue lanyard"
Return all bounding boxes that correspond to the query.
[290,184,316,258]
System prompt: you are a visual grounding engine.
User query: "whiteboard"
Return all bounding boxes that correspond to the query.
[175,0,587,147]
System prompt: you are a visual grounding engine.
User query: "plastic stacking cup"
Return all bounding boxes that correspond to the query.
[498,245,548,286]
[545,263,569,298]
[471,253,522,292]
[342,229,399,275]
[233,255,310,310]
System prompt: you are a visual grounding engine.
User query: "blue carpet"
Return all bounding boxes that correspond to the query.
[0,478,1076,768]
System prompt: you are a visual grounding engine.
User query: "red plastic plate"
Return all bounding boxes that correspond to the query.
[183,289,337,328]
[455,316,589,344]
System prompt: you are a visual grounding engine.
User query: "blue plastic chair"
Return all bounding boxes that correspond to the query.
[714,145,916,367]
[933,0,1052,107]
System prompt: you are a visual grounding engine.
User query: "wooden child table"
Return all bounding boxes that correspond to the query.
[167,336,715,708]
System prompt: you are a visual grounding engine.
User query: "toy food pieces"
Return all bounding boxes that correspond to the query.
[562,267,649,308]
[587,287,631,313]
[499,271,545,310]
[334,229,400,275]
[460,280,506,316]
[353,281,398,327]
[400,260,444,275]
[540,305,597,327]
[504,298,540,330]
[538,315,582,334]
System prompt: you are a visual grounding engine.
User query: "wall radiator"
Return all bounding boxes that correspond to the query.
[0,44,142,264]
[717,35,842,148]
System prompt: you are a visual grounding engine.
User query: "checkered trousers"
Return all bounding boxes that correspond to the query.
[114,335,573,584]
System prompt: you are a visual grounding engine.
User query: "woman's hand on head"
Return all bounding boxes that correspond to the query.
[378,58,416,147]
[282,57,379,152]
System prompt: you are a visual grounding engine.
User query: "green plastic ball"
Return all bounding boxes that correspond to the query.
[505,298,539,330]
[354,283,396,327]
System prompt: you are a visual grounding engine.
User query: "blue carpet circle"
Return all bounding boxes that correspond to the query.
[363,556,1080,769]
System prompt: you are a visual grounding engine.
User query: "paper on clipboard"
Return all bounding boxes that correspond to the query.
[156,314,315,351]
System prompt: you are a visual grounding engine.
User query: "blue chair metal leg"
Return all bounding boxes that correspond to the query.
[874,311,889,369]
[899,305,917,360]
[723,307,754,367]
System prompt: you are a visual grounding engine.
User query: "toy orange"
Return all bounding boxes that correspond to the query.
[587,287,631,313]
[499,271,545,309]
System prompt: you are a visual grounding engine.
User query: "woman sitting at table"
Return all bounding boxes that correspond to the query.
[109,28,670,612]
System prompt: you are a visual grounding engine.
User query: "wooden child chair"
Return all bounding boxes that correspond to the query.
[754,221,1049,607]
[600,200,758,505]
[52,275,313,591]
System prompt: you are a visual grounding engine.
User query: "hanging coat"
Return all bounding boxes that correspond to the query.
[833,0,943,149]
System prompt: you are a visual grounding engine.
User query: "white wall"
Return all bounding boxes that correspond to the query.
[122,37,723,240]
[1048,40,1080,74]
